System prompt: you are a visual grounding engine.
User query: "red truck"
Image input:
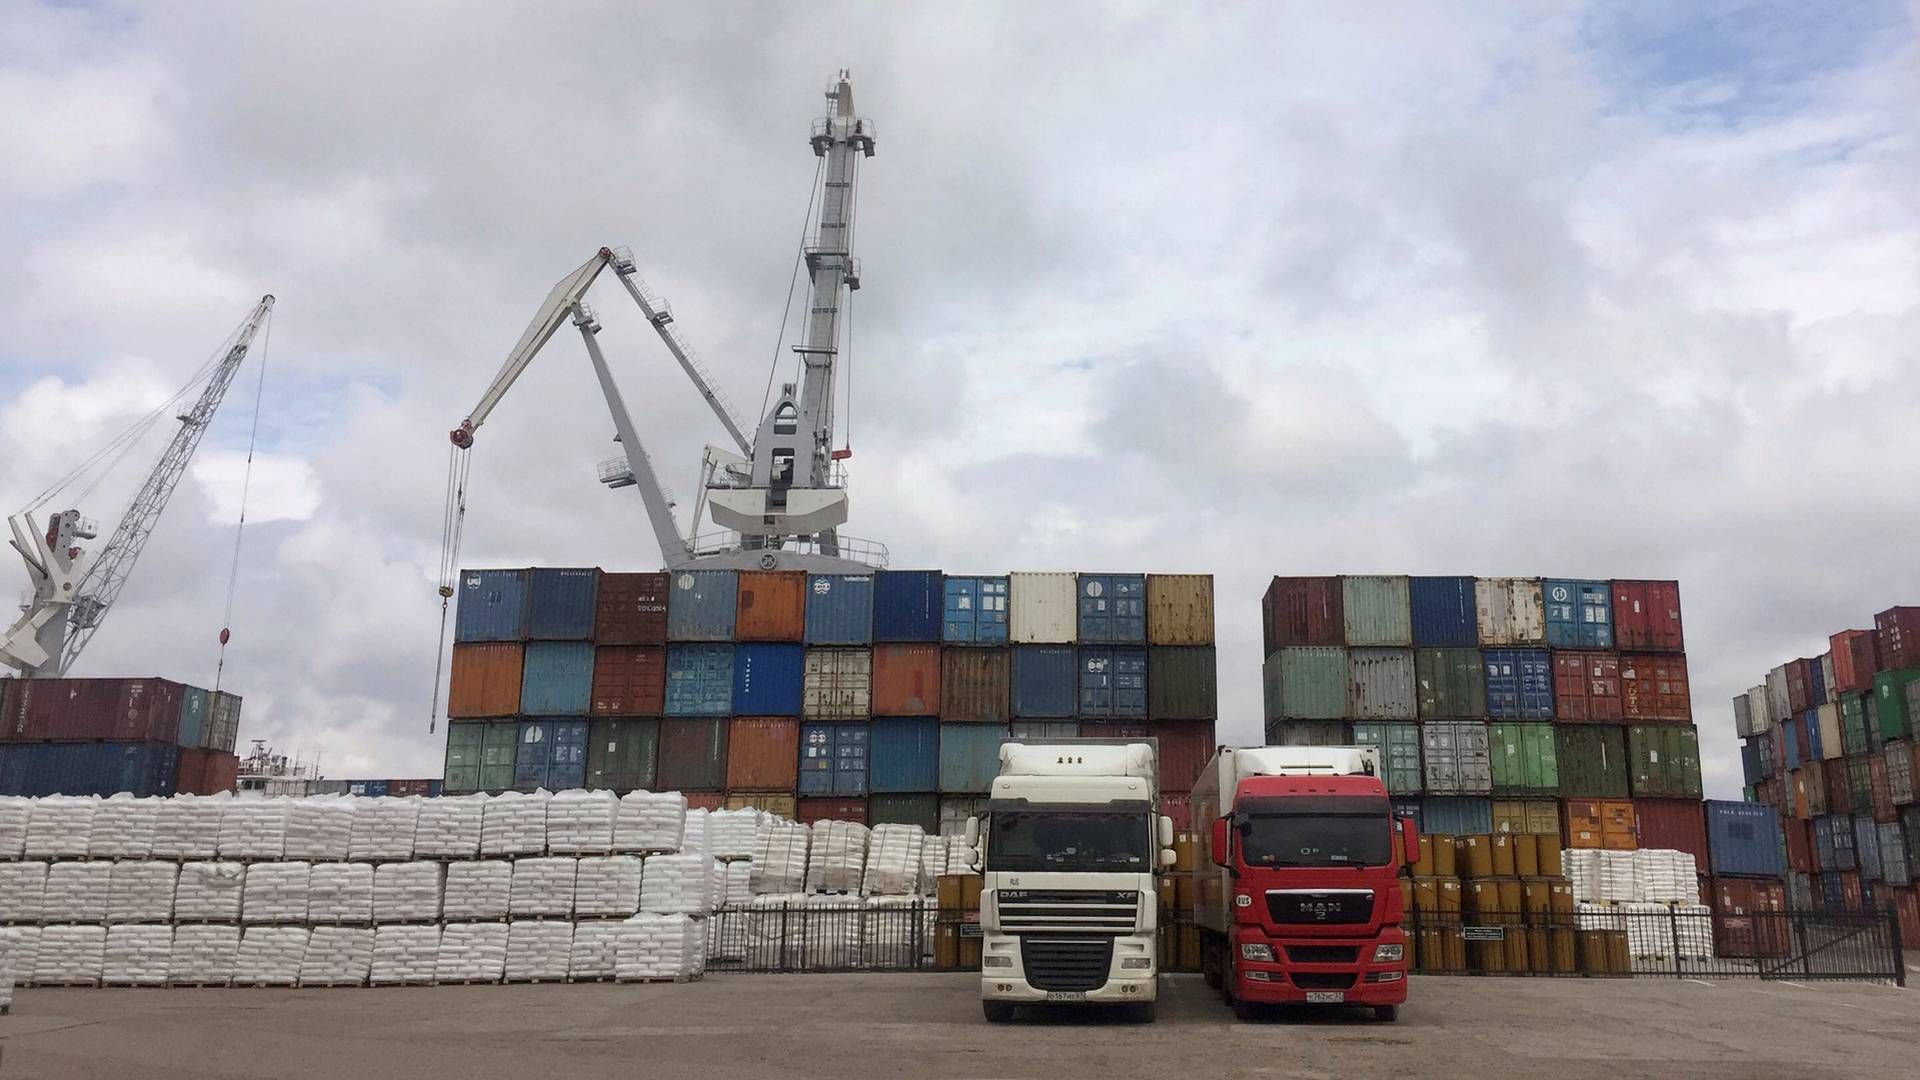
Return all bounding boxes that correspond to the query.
[1189,746,1416,1021]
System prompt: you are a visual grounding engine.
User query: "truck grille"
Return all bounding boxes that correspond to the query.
[997,890,1138,933]
[1286,945,1358,964]
[1265,889,1374,926]
[1291,972,1356,991]
[1020,936,1114,992]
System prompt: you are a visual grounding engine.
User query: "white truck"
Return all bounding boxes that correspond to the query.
[966,739,1177,1023]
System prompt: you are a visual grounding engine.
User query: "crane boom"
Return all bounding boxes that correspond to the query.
[451,251,611,448]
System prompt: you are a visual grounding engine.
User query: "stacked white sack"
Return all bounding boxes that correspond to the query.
[802,893,865,968]
[1632,849,1697,904]
[174,862,246,921]
[26,795,98,858]
[1624,901,1677,965]
[300,925,374,986]
[106,861,178,923]
[0,861,47,922]
[505,920,573,980]
[615,791,686,852]
[1674,904,1714,960]
[243,863,311,923]
[751,821,810,894]
[682,808,710,858]
[415,793,486,857]
[509,857,577,918]
[168,924,240,985]
[805,820,868,893]
[373,861,444,922]
[90,794,160,858]
[547,790,617,854]
[218,798,291,860]
[705,809,760,860]
[45,861,113,922]
[235,926,308,986]
[569,921,622,980]
[369,924,440,985]
[102,924,172,986]
[615,913,704,980]
[481,791,549,856]
[574,856,643,917]
[0,796,30,858]
[436,922,508,983]
[638,853,710,914]
[946,835,975,872]
[307,863,375,924]
[443,861,512,920]
[153,794,227,859]
[284,796,354,860]
[918,839,948,895]
[707,889,747,962]
[740,893,807,967]
[0,928,17,1008]
[715,860,752,908]
[861,824,926,896]
[864,895,934,966]
[349,797,420,861]
[3,927,37,989]
[35,924,107,985]
[1573,903,1626,932]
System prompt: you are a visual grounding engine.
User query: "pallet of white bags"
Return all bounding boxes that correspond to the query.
[616,973,702,984]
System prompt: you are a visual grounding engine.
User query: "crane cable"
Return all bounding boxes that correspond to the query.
[428,444,473,734]
[760,155,827,422]
[212,304,274,693]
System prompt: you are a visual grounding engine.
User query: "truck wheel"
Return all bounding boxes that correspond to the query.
[1373,1005,1399,1022]
[982,1001,1016,1024]
[1232,998,1262,1022]
[1202,960,1221,989]
[1127,1001,1157,1023]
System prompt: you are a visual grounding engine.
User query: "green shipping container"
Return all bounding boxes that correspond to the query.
[1264,647,1348,721]
[1874,668,1920,740]
[1848,758,1872,808]
[1415,648,1486,718]
[1489,723,1559,794]
[869,793,940,834]
[586,717,658,792]
[1352,721,1422,794]
[1626,724,1701,798]
[1341,575,1412,647]
[1147,646,1217,720]
[1557,725,1629,798]
[1840,692,1870,757]
[444,722,485,793]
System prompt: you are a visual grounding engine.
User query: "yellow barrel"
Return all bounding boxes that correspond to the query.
[1503,926,1529,972]
[1434,877,1463,914]
[1157,876,1176,913]
[1414,834,1435,877]
[1548,927,1577,973]
[1604,930,1632,974]
[1465,879,1501,916]
[1521,878,1551,921]
[1578,929,1608,974]
[1414,876,1437,913]
[1525,928,1550,972]
[1536,832,1564,878]
[1495,878,1524,922]
[1549,879,1576,919]
[1458,835,1494,879]
[1490,833,1516,877]
[1473,936,1507,973]
[1514,833,1539,877]
[1430,834,1457,878]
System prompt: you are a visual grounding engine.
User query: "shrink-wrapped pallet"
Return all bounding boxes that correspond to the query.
[307,863,375,924]
[2,926,38,989]
[681,808,710,859]
[35,923,107,985]
[217,797,291,860]
[0,796,29,859]
[615,913,704,980]
[349,797,420,861]
[174,861,246,921]
[442,860,512,920]
[918,839,949,895]
[574,856,643,917]
[505,919,573,980]
[547,789,618,854]
[1673,903,1714,961]
[45,860,113,922]
[369,924,440,985]
[153,794,227,859]
[805,820,868,893]
[300,925,374,986]
[569,920,622,980]
[738,892,808,967]
[415,793,487,857]
[243,862,311,924]
[102,924,172,986]
[638,853,710,914]
[1623,901,1676,967]
[615,791,686,853]
[705,808,760,860]
[373,861,443,922]
[106,860,178,923]
[861,824,926,896]
[1565,849,1635,905]
[1632,849,1697,905]
[481,790,549,856]
[0,861,47,923]
[283,795,354,860]
[235,926,308,986]
[168,923,240,985]
[751,821,810,894]
[802,893,865,968]
[715,859,752,909]
[864,894,935,967]
[436,921,508,983]
[25,795,99,859]
[509,857,577,918]
[90,794,161,858]
[0,927,20,1007]
[946,834,975,872]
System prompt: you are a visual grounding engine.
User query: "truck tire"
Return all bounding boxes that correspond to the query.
[982,1001,1016,1024]
[1373,1005,1399,1022]
[1127,1001,1157,1024]
[1232,998,1262,1023]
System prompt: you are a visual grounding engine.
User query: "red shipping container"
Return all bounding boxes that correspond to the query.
[1868,755,1895,824]
[1784,818,1812,872]
[735,571,806,642]
[1784,658,1812,714]
[684,792,726,812]
[1817,761,1844,816]
[13,678,182,742]
[1620,654,1690,721]
[1261,577,1343,654]
[1079,721,1151,740]
[594,571,669,645]
[795,797,867,825]
[1829,629,1880,695]
[725,717,800,791]
[1893,886,1920,947]
[1838,870,1863,912]
[1148,719,1215,794]
[1709,877,1788,958]
[1553,652,1622,722]
[205,751,238,794]
[388,779,434,797]
[174,749,241,796]
[1634,797,1709,874]
[1611,580,1683,653]
[590,646,667,717]
[1160,793,1191,833]
[871,644,941,715]
[1875,607,1920,671]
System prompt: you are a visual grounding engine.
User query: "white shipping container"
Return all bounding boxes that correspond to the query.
[1009,572,1077,644]
[1817,704,1843,762]
[803,648,872,720]
[1475,578,1544,645]
[1766,666,1790,725]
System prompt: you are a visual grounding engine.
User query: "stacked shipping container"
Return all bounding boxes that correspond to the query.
[0,675,242,797]
[443,568,1216,834]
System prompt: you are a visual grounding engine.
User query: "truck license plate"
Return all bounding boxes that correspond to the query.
[1044,992,1087,1003]
[1304,991,1345,1004]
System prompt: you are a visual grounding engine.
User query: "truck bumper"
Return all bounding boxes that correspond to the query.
[1232,927,1409,1006]
[979,932,1158,1003]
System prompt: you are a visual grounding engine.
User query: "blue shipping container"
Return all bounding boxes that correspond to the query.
[1781,715,1802,769]
[869,717,939,792]
[944,576,1009,645]
[800,722,870,796]
[667,570,738,641]
[1391,796,1423,831]
[734,643,805,716]
[1420,797,1492,837]
[514,720,552,791]
[346,780,390,797]
[1482,648,1554,719]
[527,567,600,640]
[549,718,588,790]
[1739,742,1762,786]
[1803,709,1823,760]
[1854,814,1882,880]
[427,780,444,797]
[1808,659,1827,707]
[1704,800,1785,878]
[1542,579,1613,649]
[1819,872,1843,910]
[939,723,1008,794]
[873,570,943,642]
[1012,645,1078,718]
[805,574,874,645]
[520,641,594,715]
[0,742,178,798]
[1077,574,1146,644]
[177,686,209,748]
[454,569,529,643]
[1408,577,1478,647]
[1078,646,1147,719]
[664,644,735,716]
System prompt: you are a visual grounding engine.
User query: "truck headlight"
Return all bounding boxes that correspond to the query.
[1121,957,1153,969]
[983,956,1013,968]
[1373,944,1404,963]
[1240,943,1275,962]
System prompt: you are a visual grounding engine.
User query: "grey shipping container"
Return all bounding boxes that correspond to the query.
[1879,821,1912,884]
[1348,647,1416,719]
[1342,575,1412,646]
[667,569,738,641]
[1009,720,1079,739]
[1263,647,1347,721]
[1421,720,1491,795]
[1352,721,1422,794]
[938,723,1008,793]
[527,568,600,640]
[206,692,242,754]
[1415,647,1485,718]
[520,642,594,715]
[585,717,658,792]
[1265,719,1351,747]
[869,793,940,834]
[1557,725,1630,798]
[1147,646,1216,720]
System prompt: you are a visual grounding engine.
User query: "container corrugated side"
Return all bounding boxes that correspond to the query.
[656,717,729,791]
[594,571,669,645]
[1352,721,1422,794]
[1348,647,1415,719]
[590,645,666,717]
[666,569,738,642]
[1475,578,1544,645]
[1621,653,1691,722]
[1612,580,1684,653]
[1482,648,1553,719]
[1009,572,1076,644]
[1487,723,1558,794]
[804,648,872,720]
[527,567,600,640]
[1009,720,1079,739]
[796,797,868,825]
[1146,574,1213,645]
[1262,577,1343,653]
[726,717,800,790]
[1264,647,1347,721]
[733,643,805,717]
[1541,579,1612,649]
[943,576,1009,645]
[735,571,807,642]
[942,648,1010,723]
[519,642,594,716]
[1078,646,1146,719]
[1076,574,1146,644]
[868,718,939,792]
[1876,607,1920,669]
[1553,652,1621,722]
[1414,647,1484,719]
[1830,628,1879,695]
[1704,800,1785,878]
[937,723,1007,793]
[873,570,944,642]
[872,644,941,716]
[799,722,869,797]
[448,643,526,718]
[1875,668,1920,740]
[804,573,874,645]
[1633,797,1709,873]
[1152,718,1215,793]
[1148,646,1216,721]
[14,677,182,743]
[454,568,529,643]
[664,644,735,717]
[585,717,658,792]
[1489,799,1559,835]
[206,692,241,754]
[1408,576,1477,647]
[1011,645,1076,718]
[1421,720,1491,795]
[1421,797,1493,838]
[1264,719,1352,747]
[1627,724,1702,798]
[1558,726,1630,798]
[868,793,940,833]
[1341,575,1411,646]
[0,741,179,797]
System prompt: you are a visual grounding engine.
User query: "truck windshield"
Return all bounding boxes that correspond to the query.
[987,811,1149,873]
[1237,811,1391,868]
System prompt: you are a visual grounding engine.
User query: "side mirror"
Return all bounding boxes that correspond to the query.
[963,816,980,849]
[1157,814,1175,848]
[1159,848,1178,868]
[1210,816,1229,868]
[1399,817,1419,867]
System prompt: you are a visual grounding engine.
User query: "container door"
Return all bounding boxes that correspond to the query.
[835,723,870,796]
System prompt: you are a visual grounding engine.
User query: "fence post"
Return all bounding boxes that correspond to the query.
[1888,906,1906,988]
[1669,907,1682,978]
[1797,911,1811,977]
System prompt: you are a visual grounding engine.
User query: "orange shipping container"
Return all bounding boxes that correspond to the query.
[1145,574,1214,645]
[1563,798,1637,850]
[591,646,666,717]
[872,644,942,715]
[796,797,867,825]
[684,792,726,812]
[446,643,525,718]
[942,649,1010,723]
[726,717,801,790]
[735,571,806,641]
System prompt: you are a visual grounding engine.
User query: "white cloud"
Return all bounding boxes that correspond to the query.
[189,451,321,525]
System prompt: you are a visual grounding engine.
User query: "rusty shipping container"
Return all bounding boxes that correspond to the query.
[726,717,800,791]
[1474,578,1544,646]
[594,571,670,645]
[871,644,941,716]
[1621,654,1690,721]
[1348,647,1416,719]
[1876,607,1920,670]
[795,797,867,825]
[1261,577,1343,654]
[590,646,667,717]
[655,717,729,792]
[1146,574,1214,646]
[446,643,525,718]
[1829,628,1880,695]
[735,571,807,641]
[175,748,240,795]
[10,678,183,743]
[1553,652,1622,722]
[1634,797,1709,873]
[1151,719,1216,793]
[1612,580,1684,653]
[803,648,871,720]
[942,648,1011,724]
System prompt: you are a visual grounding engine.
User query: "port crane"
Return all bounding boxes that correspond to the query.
[0,296,276,678]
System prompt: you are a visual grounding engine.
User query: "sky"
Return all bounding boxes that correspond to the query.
[1,1,1916,794]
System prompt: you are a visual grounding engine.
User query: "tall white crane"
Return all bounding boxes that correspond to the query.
[0,295,275,678]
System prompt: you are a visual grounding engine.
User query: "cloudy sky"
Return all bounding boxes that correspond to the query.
[2,2,1916,793]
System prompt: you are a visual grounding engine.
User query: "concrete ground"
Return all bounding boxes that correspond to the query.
[2,973,1914,1080]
